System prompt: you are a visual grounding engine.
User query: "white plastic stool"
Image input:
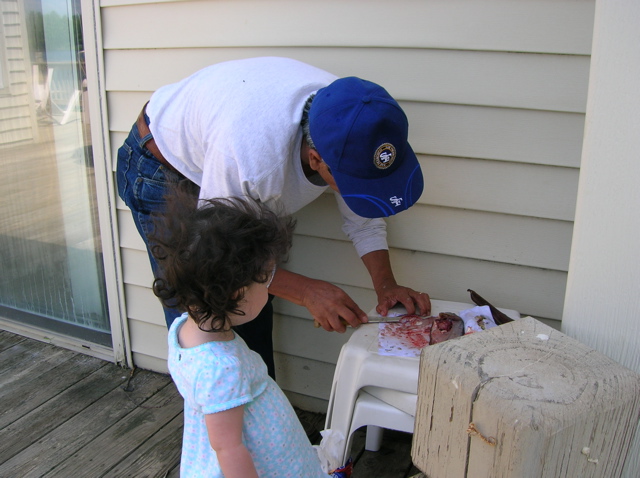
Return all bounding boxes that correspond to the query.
[344,389,415,456]
[325,300,520,465]
[358,386,417,452]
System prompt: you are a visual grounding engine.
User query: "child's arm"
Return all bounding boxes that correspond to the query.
[205,405,259,478]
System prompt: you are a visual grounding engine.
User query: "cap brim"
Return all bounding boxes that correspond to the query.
[331,144,424,218]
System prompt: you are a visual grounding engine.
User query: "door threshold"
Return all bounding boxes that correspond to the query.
[0,318,115,364]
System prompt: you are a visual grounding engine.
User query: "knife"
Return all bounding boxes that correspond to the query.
[313,316,402,328]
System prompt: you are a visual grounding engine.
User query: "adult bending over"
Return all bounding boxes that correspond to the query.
[117,57,431,377]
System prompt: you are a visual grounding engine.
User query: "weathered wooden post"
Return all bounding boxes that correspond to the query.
[411,317,640,478]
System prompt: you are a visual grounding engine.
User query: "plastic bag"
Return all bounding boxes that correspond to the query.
[314,429,353,477]
[459,305,497,334]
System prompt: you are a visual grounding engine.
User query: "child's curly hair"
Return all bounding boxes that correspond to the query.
[149,184,295,332]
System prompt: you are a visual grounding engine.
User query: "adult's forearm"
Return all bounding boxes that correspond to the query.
[268,266,367,330]
[267,267,312,306]
[361,249,397,292]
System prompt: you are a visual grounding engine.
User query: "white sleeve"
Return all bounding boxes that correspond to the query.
[334,192,388,258]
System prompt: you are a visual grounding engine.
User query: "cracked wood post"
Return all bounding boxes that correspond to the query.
[411,317,640,478]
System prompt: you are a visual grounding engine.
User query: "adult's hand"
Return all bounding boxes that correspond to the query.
[375,283,431,317]
[268,269,367,333]
[301,279,368,332]
[361,249,431,317]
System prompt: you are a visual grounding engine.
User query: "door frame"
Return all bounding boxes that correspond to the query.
[79,0,132,367]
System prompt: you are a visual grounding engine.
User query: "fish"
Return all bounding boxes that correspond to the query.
[430,312,464,344]
[379,314,435,352]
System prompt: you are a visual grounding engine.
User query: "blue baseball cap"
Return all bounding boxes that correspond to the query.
[309,77,423,218]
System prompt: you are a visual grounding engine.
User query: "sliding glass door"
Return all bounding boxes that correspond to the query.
[0,0,110,345]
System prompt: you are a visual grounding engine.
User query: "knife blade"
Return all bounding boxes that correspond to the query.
[313,316,402,328]
[366,316,403,324]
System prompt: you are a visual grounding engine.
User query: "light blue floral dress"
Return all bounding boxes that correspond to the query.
[168,313,327,477]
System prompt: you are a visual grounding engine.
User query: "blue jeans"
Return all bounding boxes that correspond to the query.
[116,117,276,378]
[116,117,186,326]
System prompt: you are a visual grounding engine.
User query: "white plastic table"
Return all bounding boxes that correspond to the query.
[324,299,521,464]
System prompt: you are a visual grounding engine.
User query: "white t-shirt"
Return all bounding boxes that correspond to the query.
[147,57,387,257]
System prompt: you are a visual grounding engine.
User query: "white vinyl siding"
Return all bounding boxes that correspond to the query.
[103,0,595,410]
[0,0,38,145]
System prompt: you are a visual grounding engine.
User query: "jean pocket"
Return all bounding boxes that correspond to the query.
[116,142,133,202]
[133,175,170,216]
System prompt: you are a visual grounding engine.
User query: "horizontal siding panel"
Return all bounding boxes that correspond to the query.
[406,103,585,167]
[116,145,577,267]
[121,247,153,287]
[131,352,168,374]
[387,250,568,321]
[3,21,22,34]
[273,313,353,364]
[386,206,573,271]
[5,33,29,50]
[129,318,169,362]
[274,352,335,402]
[422,156,579,221]
[0,98,30,116]
[285,235,567,321]
[118,208,146,251]
[0,129,33,145]
[107,91,151,132]
[294,196,573,271]
[107,91,584,168]
[0,104,32,120]
[283,391,328,414]
[0,114,31,130]
[0,80,27,96]
[7,70,27,86]
[101,0,594,55]
[105,47,590,113]
[110,133,126,172]
[124,283,165,327]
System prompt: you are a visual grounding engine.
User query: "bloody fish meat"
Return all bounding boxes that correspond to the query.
[391,314,435,348]
[381,312,464,351]
[430,312,464,344]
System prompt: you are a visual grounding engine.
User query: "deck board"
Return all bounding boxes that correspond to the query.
[2,371,171,477]
[1,364,131,463]
[0,339,74,388]
[0,330,26,352]
[0,329,420,477]
[43,381,183,478]
[0,353,105,429]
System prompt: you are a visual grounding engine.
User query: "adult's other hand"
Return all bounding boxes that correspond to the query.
[375,283,431,317]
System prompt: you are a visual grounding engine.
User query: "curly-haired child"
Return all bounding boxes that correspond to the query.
[150,192,327,478]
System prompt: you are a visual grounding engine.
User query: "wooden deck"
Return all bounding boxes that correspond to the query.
[0,329,422,477]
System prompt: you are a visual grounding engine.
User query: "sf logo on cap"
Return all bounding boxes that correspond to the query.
[390,196,403,207]
[374,143,396,169]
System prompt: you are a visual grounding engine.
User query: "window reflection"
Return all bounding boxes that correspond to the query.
[0,0,110,345]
